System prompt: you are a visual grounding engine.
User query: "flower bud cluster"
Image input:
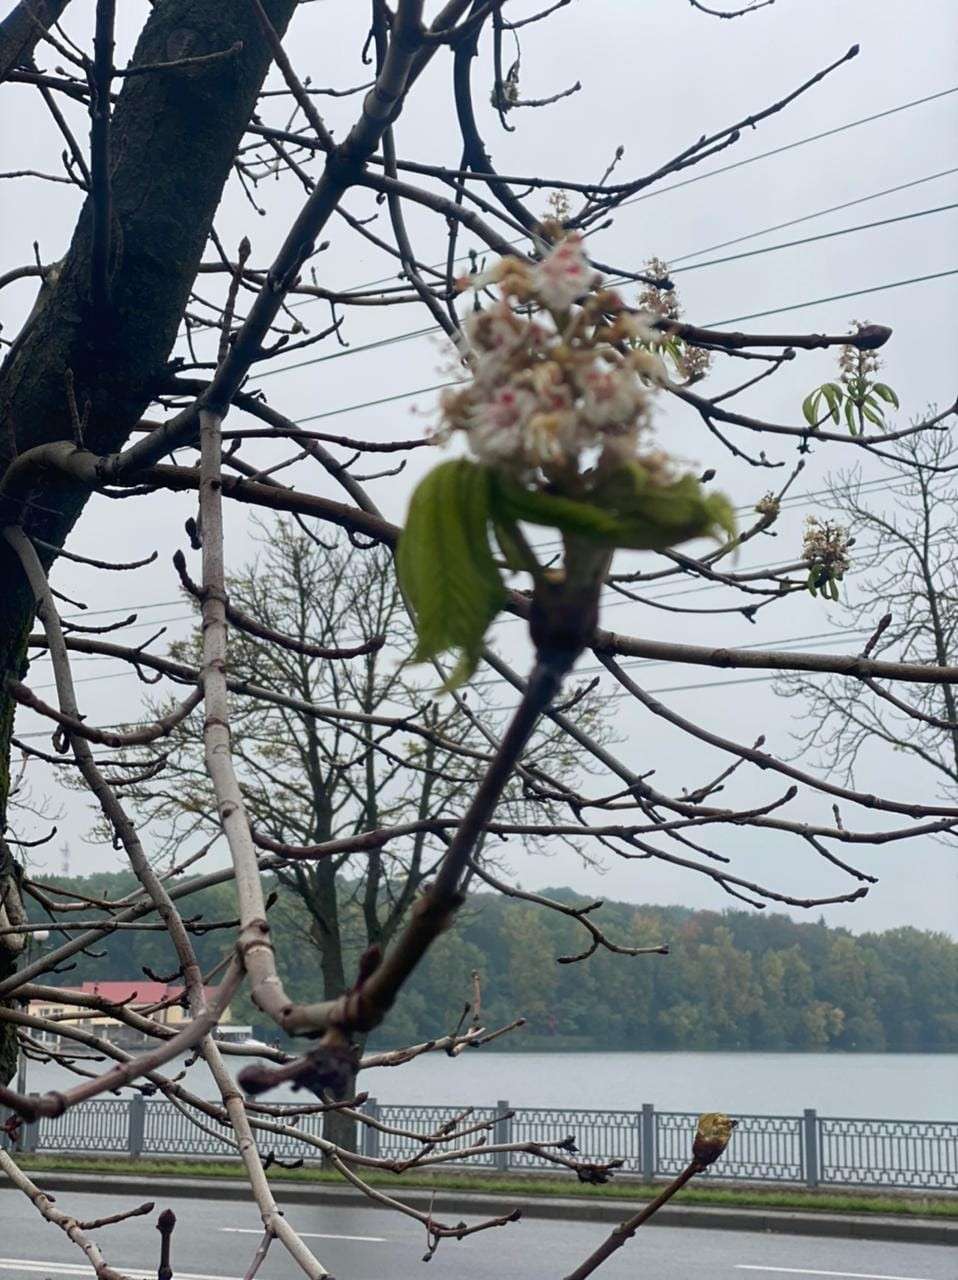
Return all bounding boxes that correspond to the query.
[445,236,673,483]
[802,515,851,578]
[754,491,781,521]
[839,319,882,388]
[692,1112,737,1167]
[637,256,711,383]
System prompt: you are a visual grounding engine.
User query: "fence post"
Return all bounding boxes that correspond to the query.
[21,1098,39,1155]
[640,1103,655,1183]
[803,1108,819,1188]
[128,1093,146,1158]
[363,1097,381,1160]
[495,1100,511,1172]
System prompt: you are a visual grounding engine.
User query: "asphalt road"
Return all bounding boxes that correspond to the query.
[0,1189,955,1280]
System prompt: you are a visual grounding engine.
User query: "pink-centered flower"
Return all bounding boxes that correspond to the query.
[465,301,526,357]
[532,234,600,311]
[467,385,537,466]
[579,364,644,427]
[525,411,582,466]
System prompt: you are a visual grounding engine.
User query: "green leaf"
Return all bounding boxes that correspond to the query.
[843,397,859,435]
[821,383,843,424]
[491,477,625,540]
[396,459,506,686]
[492,516,534,573]
[872,383,900,408]
[490,463,736,553]
[802,392,820,427]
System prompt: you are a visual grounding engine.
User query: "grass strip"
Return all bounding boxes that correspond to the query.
[12,1155,956,1219]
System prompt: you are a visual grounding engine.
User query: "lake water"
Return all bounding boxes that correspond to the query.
[22,1051,958,1121]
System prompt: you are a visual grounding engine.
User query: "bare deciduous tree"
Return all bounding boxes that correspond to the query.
[779,418,958,798]
[114,517,609,1148]
[0,2,956,1276]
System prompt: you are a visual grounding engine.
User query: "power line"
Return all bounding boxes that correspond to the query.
[614,85,958,212]
[17,627,871,727]
[297,380,452,425]
[466,626,872,691]
[252,324,437,383]
[44,469,903,647]
[45,472,900,631]
[711,266,958,326]
[251,185,958,385]
[284,265,957,426]
[289,89,958,301]
[668,166,958,263]
[12,669,772,748]
[230,85,958,367]
[58,598,182,622]
[669,203,958,276]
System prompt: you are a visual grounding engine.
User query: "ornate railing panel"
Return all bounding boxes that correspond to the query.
[376,1104,499,1167]
[656,1110,804,1182]
[142,1100,235,1157]
[819,1116,958,1191]
[13,1095,957,1190]
[36,1098,129,1154]
[509,1107,641,1173]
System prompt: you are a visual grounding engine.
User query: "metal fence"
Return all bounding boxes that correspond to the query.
[3,1097,956,1191]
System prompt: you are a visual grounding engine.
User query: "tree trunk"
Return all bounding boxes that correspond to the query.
[0,839,25,1084]
[0,0,298,1080]
[322,1056,362,1157]
[0,1,72,83]
[302,861,361,1155]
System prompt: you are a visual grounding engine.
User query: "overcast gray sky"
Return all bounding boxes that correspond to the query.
[2,0,957,936]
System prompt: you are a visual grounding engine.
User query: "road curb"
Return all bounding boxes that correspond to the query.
[18,1171,957,1246]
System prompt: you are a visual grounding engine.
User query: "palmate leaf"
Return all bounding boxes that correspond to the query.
[491,463,735,553]
[872,382,900,408]
[396,459,507,686]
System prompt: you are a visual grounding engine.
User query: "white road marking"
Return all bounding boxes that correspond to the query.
[0,1261,258,1280]
[221,1225,387,1243]
[736,1267,936,1280]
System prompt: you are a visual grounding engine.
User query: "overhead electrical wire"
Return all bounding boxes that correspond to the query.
[711,266,958,327]
[283,264,958,427]
[22,102,954,714]
[667,166,958,263]
[44,470,909,631]
[612,85,958,211]
[669,203,958,276]
[17,623,873,724]
[290,90,958,299]
[249,186,958,384]
[220,87,958,372]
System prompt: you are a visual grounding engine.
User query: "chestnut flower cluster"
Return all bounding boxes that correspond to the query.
[443,235,672,484]
[802,515,851,600]
[638,256,712,383]
[801,318,898,436]
[397,237,735,683]
[838,319,882,388]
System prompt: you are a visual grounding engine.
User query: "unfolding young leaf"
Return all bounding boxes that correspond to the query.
[871,382,900,408]
[396,459,506,686]
[802,391,820,427]
[491,463,735,553]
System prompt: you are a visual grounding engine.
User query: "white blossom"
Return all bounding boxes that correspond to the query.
[579,363,645,427]
[441,236,687,481]
[531,234,600,311]
[467,385,537,466]
[525,410,584,467]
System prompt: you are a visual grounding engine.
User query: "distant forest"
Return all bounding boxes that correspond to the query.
[25,871,958,1053]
